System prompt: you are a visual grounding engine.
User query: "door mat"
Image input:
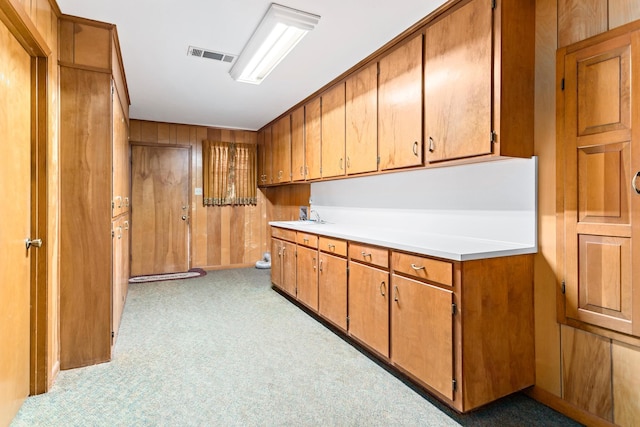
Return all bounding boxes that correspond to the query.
[128,268,207,284]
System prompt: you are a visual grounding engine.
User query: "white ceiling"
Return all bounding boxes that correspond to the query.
[55,0,446,131]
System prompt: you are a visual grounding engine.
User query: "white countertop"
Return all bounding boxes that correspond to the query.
[269,220,537,261]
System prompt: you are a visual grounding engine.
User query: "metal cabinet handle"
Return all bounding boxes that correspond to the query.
[300,166,304,176]
[313,257,317,270]
[413,141,419,156]
[428,136,435,153]
[118,226,123,239]
[411,263,425,270]
[633,171,640,194]
[394,286,399,302]
[25,238,42,249]
[340,158,343,170]
[124,221,129,231]
[347,157,351,169]
[125,197,130,207]
[379,281,386,296]
[278,170,283,180]
[319,259,323,273]
[361,251,371,258]
[328,244,335,250]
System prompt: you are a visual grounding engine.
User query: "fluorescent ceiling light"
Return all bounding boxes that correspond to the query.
[230,3,320,85]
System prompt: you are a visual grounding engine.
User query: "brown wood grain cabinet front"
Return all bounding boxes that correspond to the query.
[378,34,423,171]
[272,115,292,183]
[305,98,322,180]
[346,62,378,175]
[424,0,534,163]
[271,236,296,297]
[270,226,534,413]
[321,83,346,178]
[559,23,640,338]
[59,16,131,369]
[291,106,305,182]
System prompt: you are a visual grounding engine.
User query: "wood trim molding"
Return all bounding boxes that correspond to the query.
[525,386,616,427]
[0,0,51,56]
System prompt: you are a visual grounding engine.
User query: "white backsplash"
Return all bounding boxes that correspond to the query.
[310,157,537,247]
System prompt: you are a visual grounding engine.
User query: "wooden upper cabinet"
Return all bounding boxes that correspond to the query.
[424,0,492,163]
[560,28,640,337]
[346,63,378,175]
[425,0,533,163]
[378,34,423,171]
[272,115,292,183]
[321,83,346,178]
[291,106,305,182]
[305,97,322,180]
[258,126,273,185]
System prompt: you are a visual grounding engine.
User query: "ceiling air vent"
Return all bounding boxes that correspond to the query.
[188,46,236,64]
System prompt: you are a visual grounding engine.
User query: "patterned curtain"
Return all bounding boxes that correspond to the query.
[202,141,257,206]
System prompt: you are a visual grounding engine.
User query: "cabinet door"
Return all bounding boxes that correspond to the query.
[262,126,273,184]
[112,218,123,344]
[319,253,347,331]
[348,262,389,357]
[272,115,291,183]
[291,106,305,182]
[305,98,322,180]
[112,83,128,217]
[270,239,282,289]
[321,83,346,178]
[258,129,267,185]
[378,34,423,170]
[391,275,454,400]
[424,0,492,163]
[282,240,297,297]
[346,62,378,174]
[562,32,639,336]
[297,245,319,311]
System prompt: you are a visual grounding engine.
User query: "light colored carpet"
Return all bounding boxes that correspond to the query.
[11,268,578,426]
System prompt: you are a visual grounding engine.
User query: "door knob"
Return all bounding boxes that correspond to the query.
[25,238,42,249]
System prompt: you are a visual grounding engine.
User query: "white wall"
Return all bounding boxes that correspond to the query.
[310,157,537,246]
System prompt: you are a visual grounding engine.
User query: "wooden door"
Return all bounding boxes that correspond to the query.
[563,32,640,335]
[112,218,123,344]
[321,83,346,178]
[378,34,423,170]
[424,0,492,162]
[291,106,305,181]
[319,253,347,331]
[391,275,453,400]
[346,62,378,175]
[348,262,389,358]
[272,115,291,183]
[112,85,129,215]
[0,22,32,425]
[305,98,322,180]
[296,245,318,311]
[131,145,190,275]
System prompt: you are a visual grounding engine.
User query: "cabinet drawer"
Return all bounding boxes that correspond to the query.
[319,237,347,257]
[271,227,296,242]
[392,252,452,287]
[297,232,318,248]
[349,243,389,268]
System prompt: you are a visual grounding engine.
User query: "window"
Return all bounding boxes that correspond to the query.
[202,141,257,206]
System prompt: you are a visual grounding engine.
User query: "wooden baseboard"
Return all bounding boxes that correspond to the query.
[45,360,60,393]
[199,263,257,271]
[525,386,616,427]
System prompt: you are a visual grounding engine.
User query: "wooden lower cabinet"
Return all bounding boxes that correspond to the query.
[348,261,390,358]
[318,253,347,331]
[391,274,453,400]
[271,238,296,297]
[296,245,319,311]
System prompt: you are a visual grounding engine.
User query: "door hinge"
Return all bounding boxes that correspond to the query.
[111,200,115,209]
[453,379,457,392]
[561,78,565,91]
[346,316,350,328]
[377,156,380,165]
[111,331,115,338]
[111,230,115,238]
[491,0,496,9]
[346,266,350,278]
[490,130,497,144]
[452,303,457,315]
[561,280,566,294]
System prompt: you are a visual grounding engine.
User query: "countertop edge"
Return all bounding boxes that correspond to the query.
[269,221,537,262]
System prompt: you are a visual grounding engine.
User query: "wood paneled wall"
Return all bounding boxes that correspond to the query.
[130,120,309,270]
[533,1,640,425]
